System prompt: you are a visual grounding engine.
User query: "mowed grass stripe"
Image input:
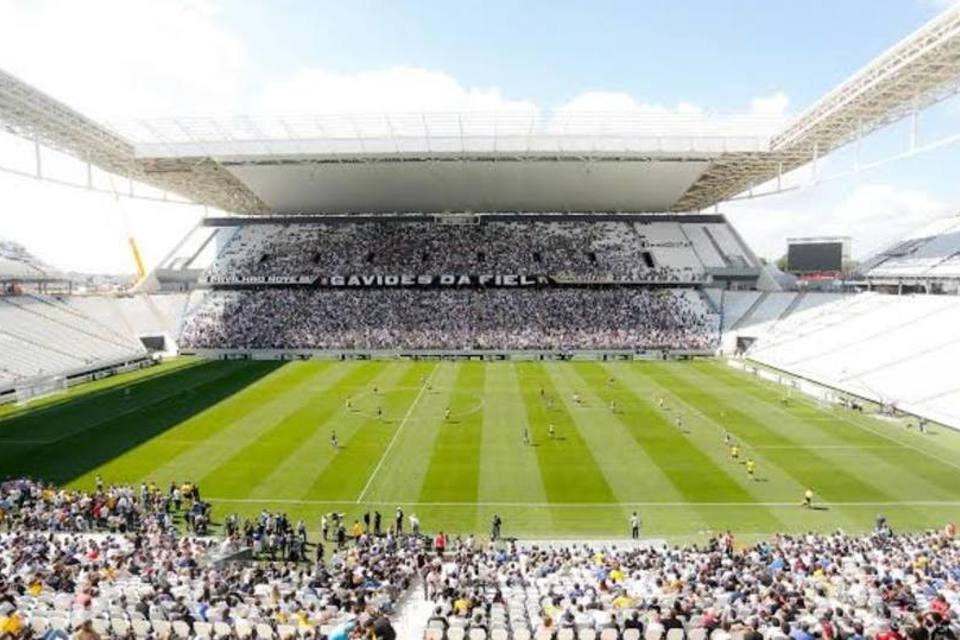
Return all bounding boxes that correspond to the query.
[578,363,770,505]
[478,363,550,504]
[199,362,383,498]
[699,361,960,495]
[419,362,485,508]
[353,361,441,503]
[52,361,284,488]
[515,363,616,503]
[304,362,423,501]
[680,363,959,502]
[0,357,202,423]
[644,363,914,508]
[604,362,804,504]
[0,359,238,445]
[140,362,346,485]
[546,364,692,504]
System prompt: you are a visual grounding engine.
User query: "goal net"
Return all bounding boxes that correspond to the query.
[15,375,68,405]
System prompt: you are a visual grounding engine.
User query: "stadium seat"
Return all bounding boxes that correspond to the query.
[152,620,172,638]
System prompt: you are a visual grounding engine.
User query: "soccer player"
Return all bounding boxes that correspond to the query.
[573,392,581,405]
[444,407,451,422]
[548,424,556,439]
[675,415,684,431]
[746,458,756,480]
[345,397,353,412]
[723,431,733,447]
[730,444,740,461]
[377,406,384,421]
[803,488,814,508]
[372,384,379,395]
[629,512,641,540]
[658,396,665,409]
[330,431,338,449]
[522,426,530,446]
[609,400,618,414]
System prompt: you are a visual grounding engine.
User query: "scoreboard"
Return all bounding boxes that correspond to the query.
[786,237,850,273]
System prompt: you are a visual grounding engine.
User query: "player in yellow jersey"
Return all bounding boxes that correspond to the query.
[730,445,740,461]
[746,458,756,480]
[803,488,814,508]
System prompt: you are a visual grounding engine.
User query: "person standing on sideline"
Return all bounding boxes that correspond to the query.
[630,512,641,540]
[395,506,404,535]
[363,511,370,531]
[374,510,382,535]
[491,514,502,541]
[434,530,447,556]
[410,513,420,536]
[321,513,329,541]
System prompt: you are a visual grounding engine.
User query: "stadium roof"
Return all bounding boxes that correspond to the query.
[2,4,960,214]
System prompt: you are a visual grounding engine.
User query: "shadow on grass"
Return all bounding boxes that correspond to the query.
[0,359,284,485]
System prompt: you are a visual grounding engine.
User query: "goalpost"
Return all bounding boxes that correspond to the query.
[15,375,68,406]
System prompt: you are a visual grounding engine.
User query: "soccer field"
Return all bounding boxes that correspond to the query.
[2,356,959,541]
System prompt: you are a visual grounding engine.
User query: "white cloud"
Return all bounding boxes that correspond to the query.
[554,91,702,114]
[256,66,538,115]
[724,184,951,261]
[0,0,245,118]
[750,91,790,116]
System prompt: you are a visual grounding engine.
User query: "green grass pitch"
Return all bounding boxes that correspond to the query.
[2,356,959,542]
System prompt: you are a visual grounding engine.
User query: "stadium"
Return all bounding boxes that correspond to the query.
[2,4,960,639]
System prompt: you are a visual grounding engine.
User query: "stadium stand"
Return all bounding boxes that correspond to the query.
[181,288,719,352]
[0,295,147,379]
[860,215,960,288]
[723,291,960,428]
[2,476,958,640]
[0,238,57,284]
[0,291,191,402]
[178,216,755,353]
[200,218,756,285]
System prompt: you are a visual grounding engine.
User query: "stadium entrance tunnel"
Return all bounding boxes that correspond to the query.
[0,359,283,486]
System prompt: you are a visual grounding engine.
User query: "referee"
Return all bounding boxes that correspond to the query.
[630,512,641,540]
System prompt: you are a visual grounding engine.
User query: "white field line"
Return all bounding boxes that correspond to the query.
[206,498,960,508]
[355,363,439,503]
[751,445,900,450]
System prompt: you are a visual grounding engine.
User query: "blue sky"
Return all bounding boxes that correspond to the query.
[1,0,959,272]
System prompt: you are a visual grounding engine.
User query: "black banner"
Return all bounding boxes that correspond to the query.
[321,274,552,288]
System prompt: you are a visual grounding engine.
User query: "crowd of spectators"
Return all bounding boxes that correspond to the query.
[0,478,412,640]
[205,221,708,284]
[180,288,719,352]
[2,476,959,640]
[422,530,959,640]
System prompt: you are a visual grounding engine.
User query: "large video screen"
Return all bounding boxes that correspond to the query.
[787,242,843,273]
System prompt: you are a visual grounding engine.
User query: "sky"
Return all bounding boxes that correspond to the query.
[2,0,960,273]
